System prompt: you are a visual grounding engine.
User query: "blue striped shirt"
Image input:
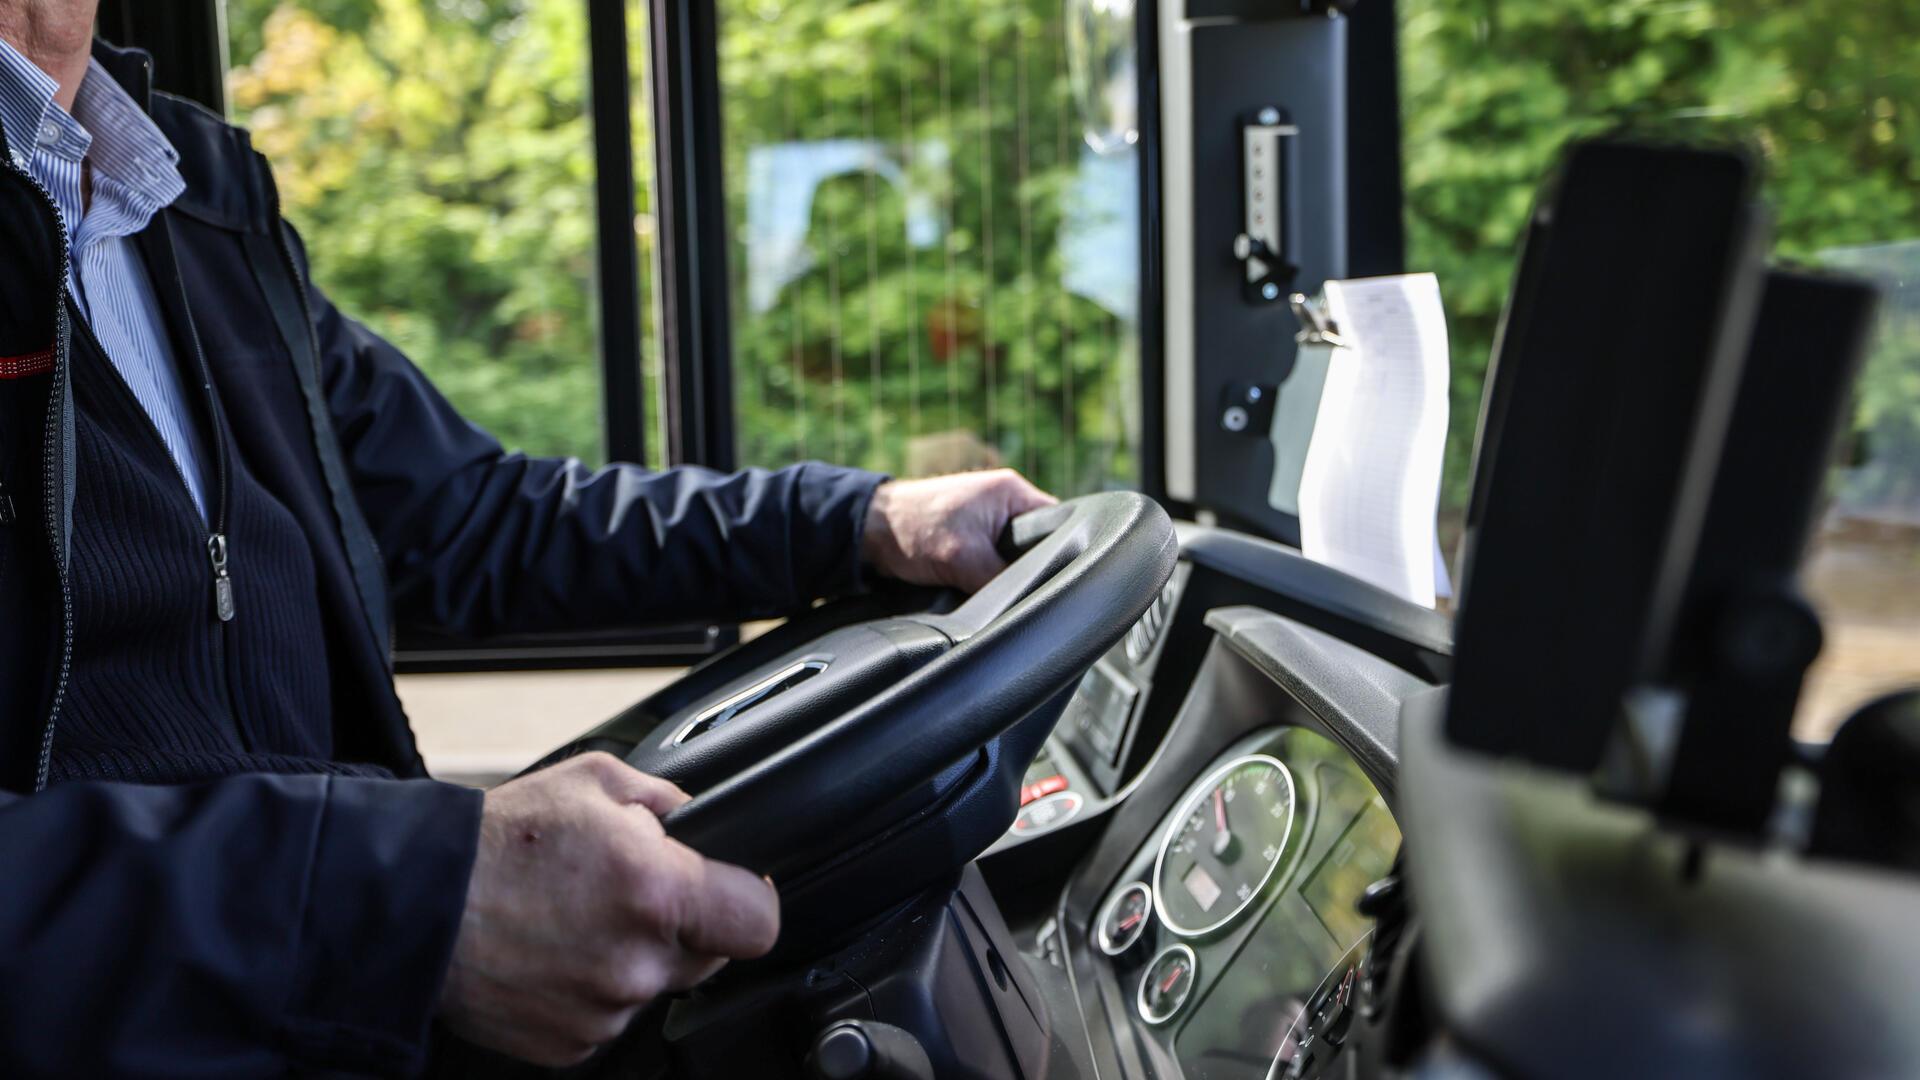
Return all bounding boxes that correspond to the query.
[0,40,207,517]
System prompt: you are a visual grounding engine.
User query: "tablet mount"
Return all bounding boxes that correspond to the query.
[1440,138,1885,845]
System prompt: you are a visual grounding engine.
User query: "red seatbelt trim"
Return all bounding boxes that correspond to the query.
[0,348,54,379]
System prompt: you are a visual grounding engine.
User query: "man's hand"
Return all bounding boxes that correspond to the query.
[439,753,778,1067]
[861,469,1059,592]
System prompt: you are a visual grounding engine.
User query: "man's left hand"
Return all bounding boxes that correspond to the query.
[862,469,1058,593]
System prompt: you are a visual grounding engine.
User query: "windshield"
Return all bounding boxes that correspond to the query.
[1400,0,1920,735]
[226,1,1914,735]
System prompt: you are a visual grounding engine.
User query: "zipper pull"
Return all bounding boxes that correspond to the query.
[207,533,234,622]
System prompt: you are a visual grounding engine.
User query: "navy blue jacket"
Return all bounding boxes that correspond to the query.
[0,42,883,1075]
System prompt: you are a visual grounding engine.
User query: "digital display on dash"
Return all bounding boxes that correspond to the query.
[1183,863,1222,912]
[1300,790,1400,950]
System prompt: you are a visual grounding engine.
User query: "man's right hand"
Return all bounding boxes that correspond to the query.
[438,752,779,1066]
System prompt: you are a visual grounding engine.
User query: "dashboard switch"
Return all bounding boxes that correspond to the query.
[1021,774,1069,805]
[1012,791,1083,835]
[805,1020,935,1080]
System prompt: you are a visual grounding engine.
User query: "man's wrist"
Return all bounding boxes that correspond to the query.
[860,480,902,580]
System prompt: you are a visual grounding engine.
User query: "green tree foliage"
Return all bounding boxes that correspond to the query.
[229,0,615,463]
[1400,0,1920,509]
[226,0,1917,512]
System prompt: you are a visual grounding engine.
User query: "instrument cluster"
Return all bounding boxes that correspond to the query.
[1081,726,1400,1079]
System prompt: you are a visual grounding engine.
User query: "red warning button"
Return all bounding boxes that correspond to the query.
[1020,774,1069,806]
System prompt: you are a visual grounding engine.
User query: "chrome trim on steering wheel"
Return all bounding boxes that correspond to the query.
[670,659,830,745]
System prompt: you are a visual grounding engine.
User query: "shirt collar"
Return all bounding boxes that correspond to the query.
[71,57,185,218]
[0,36,60,171]
[0,39,184,217]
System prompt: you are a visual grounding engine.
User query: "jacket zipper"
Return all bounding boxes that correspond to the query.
[12,153,250,783]
[67,296,231,612]
[68,259,248,751]
[6,158,78,793]
[153,229,248,744]
[84,219,247,744]
[127,54,247,738]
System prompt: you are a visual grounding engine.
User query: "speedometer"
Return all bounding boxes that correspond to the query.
[1153,754,1296,937]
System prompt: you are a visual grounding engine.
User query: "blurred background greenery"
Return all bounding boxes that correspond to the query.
[227,0,622,463]
[1400,0,1920,512]
[222,0,1918,518]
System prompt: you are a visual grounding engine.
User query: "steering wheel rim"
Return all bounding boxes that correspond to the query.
[660,491,1177,878]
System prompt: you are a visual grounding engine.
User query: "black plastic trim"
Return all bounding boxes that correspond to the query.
[1344,0,1404,277]
[649,0,736,468]
[1205,604,1423,796]
[1136,0,1169,505]
[99,0,227,114]
[1178,524,1451,666]
[587,0,650,465]
[393,624,735,673]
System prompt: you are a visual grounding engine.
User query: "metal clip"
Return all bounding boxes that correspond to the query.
[1289,292,1349,349]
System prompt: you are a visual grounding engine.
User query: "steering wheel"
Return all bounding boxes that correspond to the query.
[603,492,1174,884]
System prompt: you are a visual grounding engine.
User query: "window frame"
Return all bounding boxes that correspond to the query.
[100,0,230,113]
[646,0,737,470]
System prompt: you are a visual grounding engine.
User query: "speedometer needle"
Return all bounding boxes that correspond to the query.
[1212,789,1232,856]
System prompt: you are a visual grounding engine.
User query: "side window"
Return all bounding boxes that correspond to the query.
[715,0,1142,494]
[224,0,665,466]
[1398,0,1920,736]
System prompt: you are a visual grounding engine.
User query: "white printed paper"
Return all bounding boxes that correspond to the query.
[1294,274,1451,607]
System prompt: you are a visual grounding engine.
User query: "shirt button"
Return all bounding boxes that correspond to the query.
[37,120,60,145]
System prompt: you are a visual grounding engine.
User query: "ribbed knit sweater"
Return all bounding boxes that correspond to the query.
[49,314,387,784]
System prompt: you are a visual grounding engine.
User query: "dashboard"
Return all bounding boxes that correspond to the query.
[989,525,1443,1080]
[992,525,1444,851]
[560,519,1449,1078]
[1080,727,1397,1079]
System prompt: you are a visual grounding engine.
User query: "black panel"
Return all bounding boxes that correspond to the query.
[98,0,226,114]
[1656,269,1879,830]
[1186,17,1347,545]
[1343,0,1403,278]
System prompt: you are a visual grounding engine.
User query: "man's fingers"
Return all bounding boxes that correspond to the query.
[956,471,1055,591]
[675,851,781,959]
[577,752,692,817]
[952,543,1011,594]
[664,952,730,993]
[622,773,692,818]
[1006,479,1059,515]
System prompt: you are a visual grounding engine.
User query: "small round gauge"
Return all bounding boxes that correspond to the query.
[1094,882,1153,956]
[1153,754,1297,937]
[1137,944,1197,1025]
